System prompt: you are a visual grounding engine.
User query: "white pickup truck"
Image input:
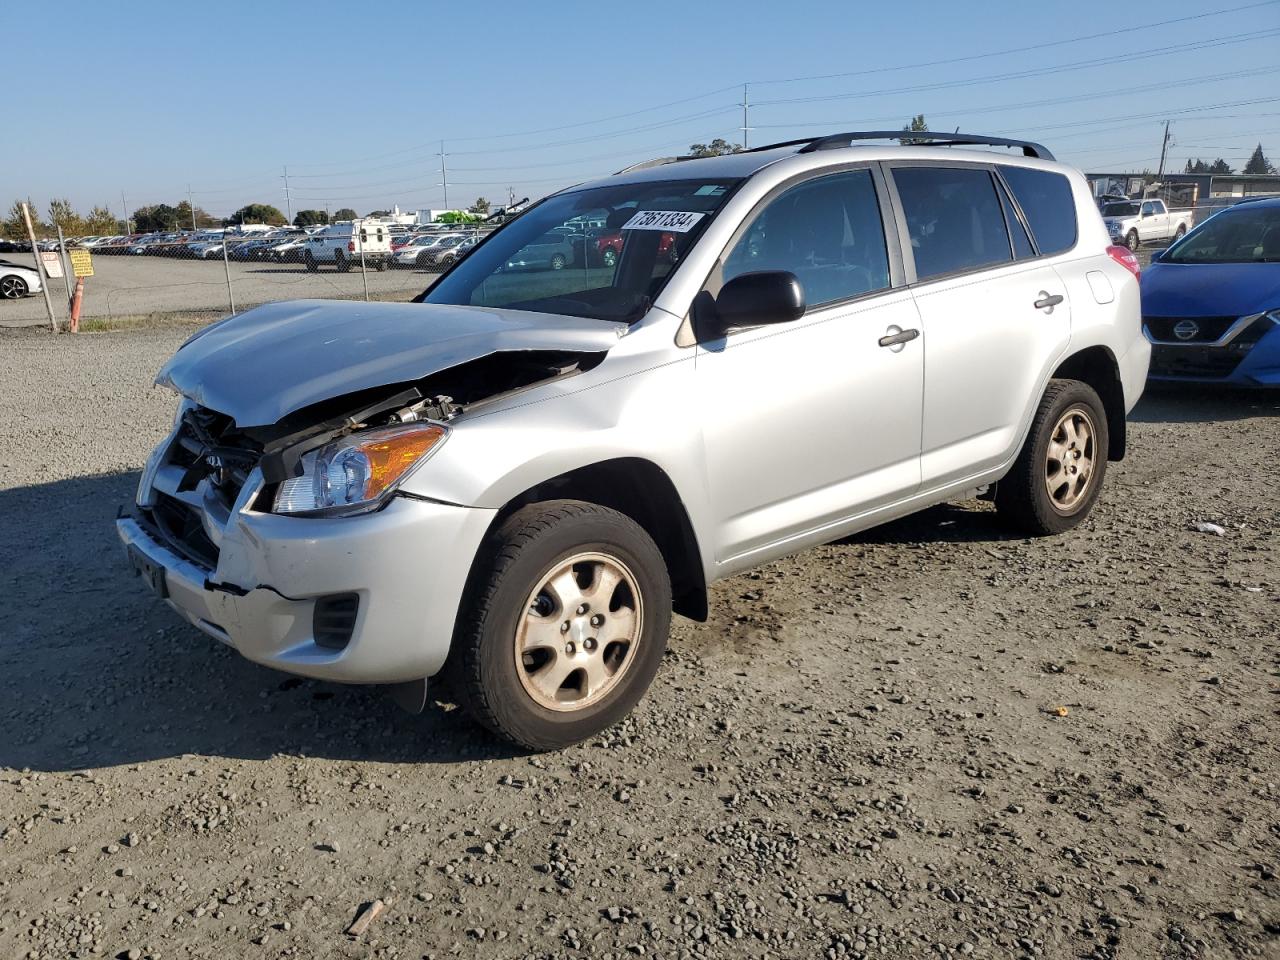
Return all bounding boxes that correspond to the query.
[1101,198,1194,251]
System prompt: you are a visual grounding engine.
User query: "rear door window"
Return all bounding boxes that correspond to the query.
[892,166,1011,281]
[999,166,1078,256]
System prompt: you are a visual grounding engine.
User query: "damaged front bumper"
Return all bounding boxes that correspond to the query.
[116,491,496,684]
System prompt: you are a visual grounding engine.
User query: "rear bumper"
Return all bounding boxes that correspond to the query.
[117,494,497,684]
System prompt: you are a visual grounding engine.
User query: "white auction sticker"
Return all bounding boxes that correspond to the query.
[620,210,705,233]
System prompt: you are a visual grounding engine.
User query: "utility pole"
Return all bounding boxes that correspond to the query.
[121,191,129,234]
[439,140,449,210]
[740,83,750,149]
[22,202,59,332]
[1155,120,1172,181]
[187,184,197,231]
[282,165,292,224]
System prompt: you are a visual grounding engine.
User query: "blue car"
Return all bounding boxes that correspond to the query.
[1140,196,1280,387]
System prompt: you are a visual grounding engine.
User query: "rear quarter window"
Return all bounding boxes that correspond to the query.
[1000,166,1077,255]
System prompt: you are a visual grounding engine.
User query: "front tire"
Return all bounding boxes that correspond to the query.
[549,253,567,271]
[1126,229,1140,252]
[0,275,29,299]
[304,252,318,272]
[449,500,671,751]
[996,379,1109,536]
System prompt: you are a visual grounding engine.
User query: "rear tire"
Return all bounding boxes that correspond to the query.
[996,379,1109,537]
[449,500,671,751]
[550,253,567,271]
[335,251,350,272]
[1173,224,1186,241]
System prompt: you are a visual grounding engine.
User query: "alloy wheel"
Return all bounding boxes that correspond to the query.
[1044,406,1097,512]
[514,552,643,712]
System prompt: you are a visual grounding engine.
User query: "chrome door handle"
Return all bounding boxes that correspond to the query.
[1034,292,1064,311]
[878,326,920,351]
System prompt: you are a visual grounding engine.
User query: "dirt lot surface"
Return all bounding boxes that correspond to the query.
[1,323,1277,960]
[0,253,434,327]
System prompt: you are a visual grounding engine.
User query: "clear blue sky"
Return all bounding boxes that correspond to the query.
[6,0,1278,220]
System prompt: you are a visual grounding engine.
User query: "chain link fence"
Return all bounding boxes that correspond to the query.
[0,217,503,328]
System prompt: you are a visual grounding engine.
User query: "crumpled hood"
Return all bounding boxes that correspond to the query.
[1141,260,1280,318]
[157,299,627,427]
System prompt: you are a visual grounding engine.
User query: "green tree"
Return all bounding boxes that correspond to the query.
[1243,143,1275,175]
[688,138,742,158]
[293,209,329,227]
[1186,157,1237,175]
[173,200,217,230]
[3,198,44,240]
[47,198,86,237]
[225,203,286,226]
[900,114,929,145]
[133,204,183,232]
[85,205,121,235]
[332,208,358,221]
[434,210,482,224]
[469,197,491,216]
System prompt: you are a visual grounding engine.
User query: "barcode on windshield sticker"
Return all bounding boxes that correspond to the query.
[621,210,705,233]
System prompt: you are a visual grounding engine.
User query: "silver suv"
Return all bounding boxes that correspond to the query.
[118,131,1150,749]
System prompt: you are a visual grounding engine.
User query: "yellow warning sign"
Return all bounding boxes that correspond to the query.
[70,249,94,277]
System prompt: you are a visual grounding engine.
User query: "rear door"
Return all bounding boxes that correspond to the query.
[885,162,1072,488]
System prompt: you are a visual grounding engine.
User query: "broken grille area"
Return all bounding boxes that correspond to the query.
[150,493,220,570]
[174,405,263,510]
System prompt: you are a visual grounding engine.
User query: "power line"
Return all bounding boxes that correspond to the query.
[748,0,1280,86]
[752,29,1279,108]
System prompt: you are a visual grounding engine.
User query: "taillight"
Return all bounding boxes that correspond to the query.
[1106,244,1141,280]
[347,241,355,252]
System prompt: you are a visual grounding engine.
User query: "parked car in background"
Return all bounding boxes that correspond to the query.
[119,131,1148,749]
[270,235,310,263]
[304,220,393,271]
[391,233,459,268]
[502,229,576,271]
[0,259,42,300]
[1102,198,1194,251]
[417,233,475,268]
[432,233,480,268]
[594,229,675,267]
[1140,196,1280,386]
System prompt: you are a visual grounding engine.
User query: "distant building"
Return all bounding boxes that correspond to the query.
[1087,171,1280,204]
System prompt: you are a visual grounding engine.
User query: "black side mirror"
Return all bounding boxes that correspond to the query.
[713,271,806,332]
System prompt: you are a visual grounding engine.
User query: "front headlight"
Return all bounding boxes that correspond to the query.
[272,423,448,516]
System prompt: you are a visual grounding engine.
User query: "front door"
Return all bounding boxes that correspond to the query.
[694,167,924,566]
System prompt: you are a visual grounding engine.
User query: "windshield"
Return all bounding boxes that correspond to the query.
[1162,205,1280,264]
[423,178,740,322]
[1103,202,1140,217]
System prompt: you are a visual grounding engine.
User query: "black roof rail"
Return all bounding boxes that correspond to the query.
[790,130,1054,160]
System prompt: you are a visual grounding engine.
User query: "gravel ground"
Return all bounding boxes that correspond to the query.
[0,253,435,327]
[1,323,1277,960]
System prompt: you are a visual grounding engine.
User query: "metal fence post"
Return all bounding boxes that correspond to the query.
[55,226,74,306]
[22,202,59,333]
[359,225,369,302]
[222,230,237,315]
